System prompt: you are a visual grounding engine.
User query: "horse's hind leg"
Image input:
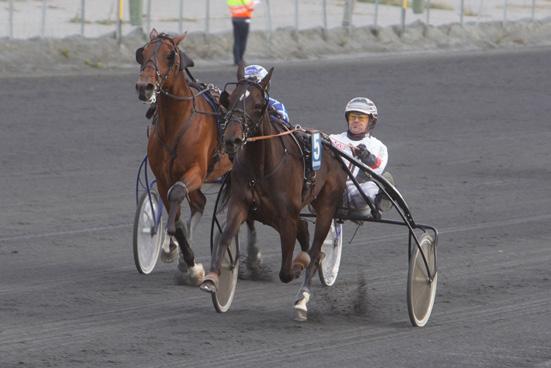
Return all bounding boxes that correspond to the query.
[294,200,336,321]
[238,219,272,281]
[297,219,310,253]
[187,189,206,243]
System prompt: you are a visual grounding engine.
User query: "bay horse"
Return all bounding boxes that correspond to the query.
[134,29,235,285]
[199,64,348,320]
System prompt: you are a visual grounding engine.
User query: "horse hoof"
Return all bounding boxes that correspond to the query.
[293,308,308,322]
[199,280,216,294]
[187,263,205,285]
[238,256,273,281]
[293,289,310,322]
[160,242,178,263]
[199,272,219,293]
[174,263,205,286]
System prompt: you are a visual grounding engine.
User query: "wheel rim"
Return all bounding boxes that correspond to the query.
[408,234,437,327]
[134,193,163,274]
[319,221,343,287]
[213,235,239,312]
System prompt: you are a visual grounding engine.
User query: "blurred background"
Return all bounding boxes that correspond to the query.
[1,0,550,40]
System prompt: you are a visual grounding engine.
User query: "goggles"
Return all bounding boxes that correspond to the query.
[348,113,370,123]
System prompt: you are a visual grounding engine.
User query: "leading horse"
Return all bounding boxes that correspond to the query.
[200,65,348,319]
[134,29,234,284]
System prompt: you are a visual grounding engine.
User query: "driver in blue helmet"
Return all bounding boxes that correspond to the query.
[243,64,290,125]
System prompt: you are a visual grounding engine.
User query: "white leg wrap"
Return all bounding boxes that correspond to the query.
[293,290,311,322]
[189,263,205,284]
[294,290,310,312]
[160,237,179,263]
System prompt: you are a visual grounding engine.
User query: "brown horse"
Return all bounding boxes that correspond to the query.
[200,65,347,319]
[134,29,234,284]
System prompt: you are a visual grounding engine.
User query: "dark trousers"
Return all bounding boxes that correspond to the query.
[232,18,250,65]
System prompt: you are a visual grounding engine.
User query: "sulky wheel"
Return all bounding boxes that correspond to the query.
[210,230,239,313]
[407,233,438,327]
[133,191,164,274]
[318,220,343,287]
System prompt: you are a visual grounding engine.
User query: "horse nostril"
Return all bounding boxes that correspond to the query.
[223,137,243,154]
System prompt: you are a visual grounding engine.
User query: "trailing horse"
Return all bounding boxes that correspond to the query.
[134,29,233,284]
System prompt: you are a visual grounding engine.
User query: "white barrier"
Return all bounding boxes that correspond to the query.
[1,0,549,39]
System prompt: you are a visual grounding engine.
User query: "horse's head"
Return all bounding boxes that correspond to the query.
[221,64,274,157]
[135,28,194,103]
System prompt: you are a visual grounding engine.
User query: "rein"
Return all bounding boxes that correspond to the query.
[139,34,220,112]
[246,127,300,142]
[140,35,224,181]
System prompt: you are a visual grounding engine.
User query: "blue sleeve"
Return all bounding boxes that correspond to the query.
[268,98,289,125]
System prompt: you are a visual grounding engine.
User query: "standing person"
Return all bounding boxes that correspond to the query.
[330,97,393,215]
[227,0,257,65]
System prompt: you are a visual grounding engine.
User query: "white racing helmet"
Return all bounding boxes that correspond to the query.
[244,64,268,83]
[345,97,378,130]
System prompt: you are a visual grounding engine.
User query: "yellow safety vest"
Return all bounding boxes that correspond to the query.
[227,0,255,18]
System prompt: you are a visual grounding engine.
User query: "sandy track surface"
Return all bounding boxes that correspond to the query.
[1,48,550,367]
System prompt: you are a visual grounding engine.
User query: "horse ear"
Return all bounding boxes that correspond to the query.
[135,47,144,64]
[149,28,159,40]
[179,50,194,70]
[259,67,274,90]
[219,91,230,109]
[237,62,245,81]
[174,32,187,46]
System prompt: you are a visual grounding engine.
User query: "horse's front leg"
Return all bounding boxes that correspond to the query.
[200,201,248,294]
[166,165,204,236]
[278,220,310,284]
[167,169,205,286]
[238,219,273,281]
[160,188,205,265]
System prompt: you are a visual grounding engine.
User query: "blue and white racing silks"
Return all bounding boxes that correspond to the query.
[268,97,289,125]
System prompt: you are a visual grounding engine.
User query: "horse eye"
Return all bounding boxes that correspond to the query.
[254,103,264,110]
[167,51,176,61]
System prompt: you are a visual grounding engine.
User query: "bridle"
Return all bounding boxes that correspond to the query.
[223,80,270,148]
[136,34,194,103]
[221,78,303,188]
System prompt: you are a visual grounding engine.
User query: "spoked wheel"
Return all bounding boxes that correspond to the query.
[210,231,239,313]
[318,220,343,287]
[407,233,438,327]
[209,176,239,313]
[133,191,164,274]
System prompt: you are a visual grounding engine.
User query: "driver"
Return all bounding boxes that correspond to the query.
[330,97,392,214]
[243,64,290,125]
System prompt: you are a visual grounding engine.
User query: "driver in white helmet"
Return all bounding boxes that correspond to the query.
[330,97,391,214]
[243,64,290,125]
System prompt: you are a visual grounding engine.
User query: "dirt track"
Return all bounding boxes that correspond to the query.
[1,47,551,367]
